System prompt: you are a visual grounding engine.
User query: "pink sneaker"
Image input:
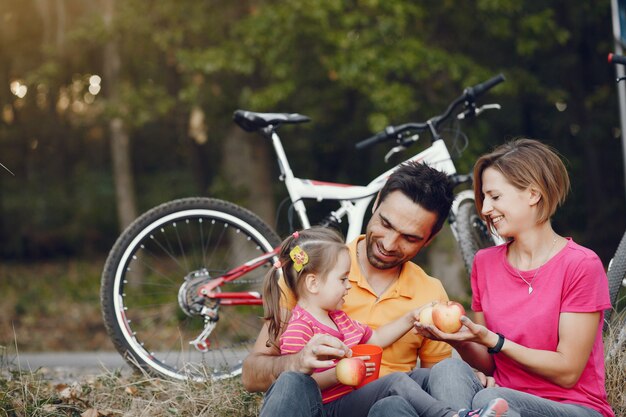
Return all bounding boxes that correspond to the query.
[457,398,509,417]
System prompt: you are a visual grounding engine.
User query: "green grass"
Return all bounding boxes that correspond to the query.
[0,259,111,352]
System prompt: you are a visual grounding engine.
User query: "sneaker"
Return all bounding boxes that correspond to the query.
[457,398,508,417]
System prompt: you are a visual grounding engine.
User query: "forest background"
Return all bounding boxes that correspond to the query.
[1,0,625,353]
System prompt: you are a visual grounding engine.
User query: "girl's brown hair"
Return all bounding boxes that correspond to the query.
[262,226,348,347]
[473,138,570,232]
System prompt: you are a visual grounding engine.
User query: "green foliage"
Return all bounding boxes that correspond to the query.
[0,0,624,262]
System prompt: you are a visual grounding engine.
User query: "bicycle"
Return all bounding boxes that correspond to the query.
[100,75,510,382]
[604,53,626,350]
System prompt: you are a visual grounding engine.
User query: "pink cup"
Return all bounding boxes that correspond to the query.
[350,344,383,388]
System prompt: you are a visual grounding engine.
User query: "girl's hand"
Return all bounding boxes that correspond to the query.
[296,334,350,374]
[351,354,376,377]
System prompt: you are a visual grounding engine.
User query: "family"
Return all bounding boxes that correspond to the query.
[242,139,614,417]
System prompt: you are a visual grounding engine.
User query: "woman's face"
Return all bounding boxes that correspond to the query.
[480,167,537,238]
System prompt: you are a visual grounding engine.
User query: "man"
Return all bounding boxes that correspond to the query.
[244,161,456,416]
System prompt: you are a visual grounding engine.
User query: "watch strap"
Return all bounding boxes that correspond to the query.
[487,333,505,354]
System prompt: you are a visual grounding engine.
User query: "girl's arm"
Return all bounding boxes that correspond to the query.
[366,307,420,348]
[425,311,600,388]
[311,368,340,389]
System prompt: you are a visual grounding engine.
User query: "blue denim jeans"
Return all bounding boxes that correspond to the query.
[259,371,460,417]
[325,372,457,417]
[428,358,604,417]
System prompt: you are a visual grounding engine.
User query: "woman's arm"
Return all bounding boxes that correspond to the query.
[420,311,600,388]
[415,311,496,374]
[494,311,599,387]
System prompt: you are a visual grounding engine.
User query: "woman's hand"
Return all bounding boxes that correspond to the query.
[414,315,497,348]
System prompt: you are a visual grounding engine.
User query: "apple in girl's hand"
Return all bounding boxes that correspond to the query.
[336,357,366,386]
[418,304,436,326]
[432,301,466,333]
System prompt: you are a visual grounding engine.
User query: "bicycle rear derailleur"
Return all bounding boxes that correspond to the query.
[178,268,220,352]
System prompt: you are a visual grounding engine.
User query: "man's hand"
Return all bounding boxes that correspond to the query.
[290,334,351,374]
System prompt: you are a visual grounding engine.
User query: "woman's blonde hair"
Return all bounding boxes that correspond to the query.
[473,138,570,231]
[262,226,348,347]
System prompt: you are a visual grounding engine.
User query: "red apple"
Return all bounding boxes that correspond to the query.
[432,301,466,333]
[336,357,366,386]
[418,304,435,326]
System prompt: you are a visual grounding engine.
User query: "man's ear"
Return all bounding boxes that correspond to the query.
[304,273,320,294]
[422,227,438,248]
[371,193,381,214]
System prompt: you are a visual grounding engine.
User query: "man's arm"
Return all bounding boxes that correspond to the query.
[241,321,350,392]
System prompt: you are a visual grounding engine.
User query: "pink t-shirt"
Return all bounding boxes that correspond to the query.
[471,238,614,417]
[280,305,373,404]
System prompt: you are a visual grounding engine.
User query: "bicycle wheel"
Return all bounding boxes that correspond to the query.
[101,197,281,381]
[605,231,626,324]
[454,197,498,273]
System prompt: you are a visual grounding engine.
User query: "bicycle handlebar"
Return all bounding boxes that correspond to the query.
[609,53,626,65]
[466,74,506,99]
[356,73,506,150]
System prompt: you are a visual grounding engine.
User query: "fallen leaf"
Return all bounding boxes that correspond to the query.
[81,408,99,417]
[125,386,138,396]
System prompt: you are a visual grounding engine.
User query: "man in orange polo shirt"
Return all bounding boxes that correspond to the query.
[244,161,456,417]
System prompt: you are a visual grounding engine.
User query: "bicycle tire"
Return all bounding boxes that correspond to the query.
[605,231,626,324]
[100,197,281,381]
[454,197,498,274]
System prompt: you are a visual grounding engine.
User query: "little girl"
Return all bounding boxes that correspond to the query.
[262,226,508,417]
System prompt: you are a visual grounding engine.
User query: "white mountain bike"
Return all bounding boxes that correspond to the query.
[100,75,509,382]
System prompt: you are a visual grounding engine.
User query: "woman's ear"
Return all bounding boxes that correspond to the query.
[528,186,542,206]
[304,273,320,294]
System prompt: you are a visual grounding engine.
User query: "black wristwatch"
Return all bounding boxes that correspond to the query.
[487,333,505,354]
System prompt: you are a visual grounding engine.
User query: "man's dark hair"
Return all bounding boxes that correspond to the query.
[377,161,454,237]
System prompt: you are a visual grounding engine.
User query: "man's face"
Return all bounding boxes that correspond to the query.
[365,191,438,270]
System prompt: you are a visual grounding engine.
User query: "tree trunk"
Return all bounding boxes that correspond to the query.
[221,126,275,227]
[103,0,137,230]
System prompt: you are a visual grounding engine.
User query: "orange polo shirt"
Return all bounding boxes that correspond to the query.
[279,236,452,376]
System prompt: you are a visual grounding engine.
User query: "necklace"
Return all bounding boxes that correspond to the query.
[514,235,558,295]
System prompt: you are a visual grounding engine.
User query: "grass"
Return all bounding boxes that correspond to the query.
[1,260,624,416]
[0,346,263,416]
[604,309,626,416]
[0,260,111,352]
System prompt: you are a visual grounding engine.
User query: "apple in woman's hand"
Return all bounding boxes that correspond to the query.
[336,357,366,386]
[432,301,466,333]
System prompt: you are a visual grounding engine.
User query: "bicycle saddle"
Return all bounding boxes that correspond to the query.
[233,110,311,132]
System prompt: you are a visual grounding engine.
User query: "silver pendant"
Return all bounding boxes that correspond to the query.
[528,286,533,294]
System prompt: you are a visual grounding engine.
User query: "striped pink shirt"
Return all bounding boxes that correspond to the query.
[280,304,373,403]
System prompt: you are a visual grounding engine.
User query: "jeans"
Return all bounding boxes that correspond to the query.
[325,372,457,417]
[428,358,604,417]
[259,372,323,417]
[259,371,460,417]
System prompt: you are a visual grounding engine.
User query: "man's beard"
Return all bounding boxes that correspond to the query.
[365,239,403,270]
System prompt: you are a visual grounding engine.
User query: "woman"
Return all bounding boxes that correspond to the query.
[416,139,614,417]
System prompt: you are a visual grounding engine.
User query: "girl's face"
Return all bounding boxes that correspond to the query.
[480,167,538,238]
[317,249,352,311]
